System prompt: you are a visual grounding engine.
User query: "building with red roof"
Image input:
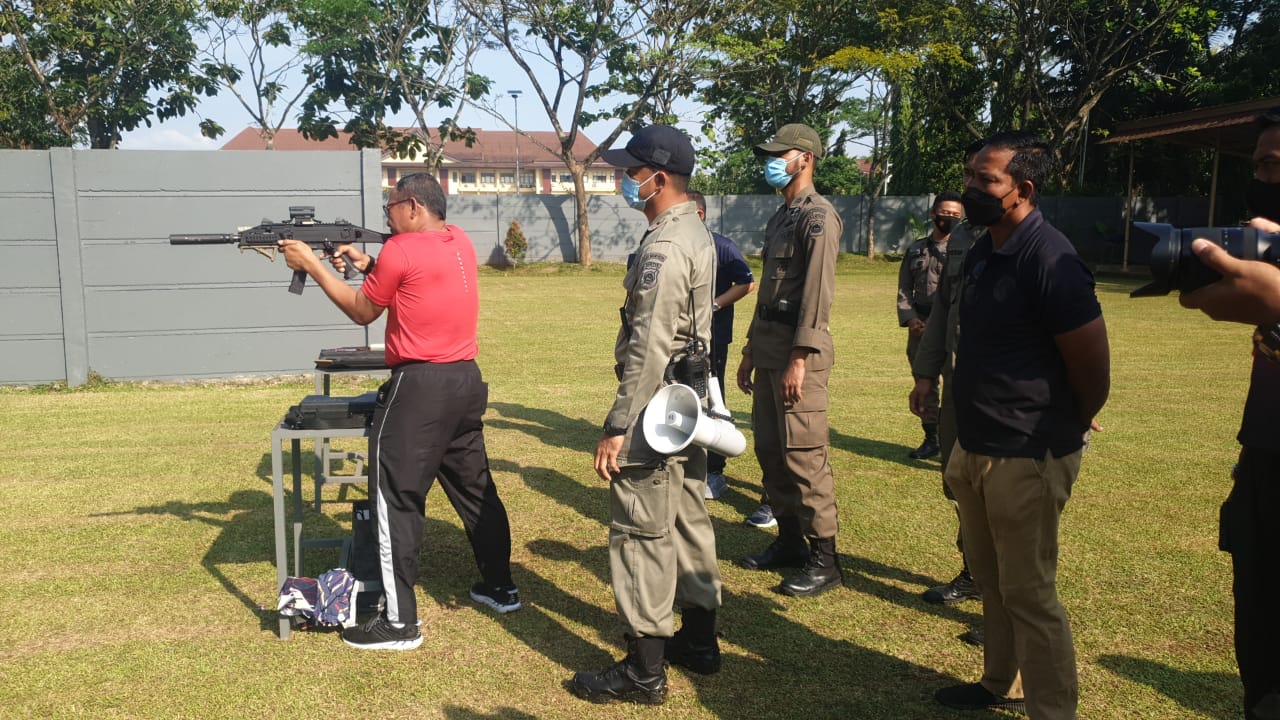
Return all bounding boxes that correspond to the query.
[221,127,621,196]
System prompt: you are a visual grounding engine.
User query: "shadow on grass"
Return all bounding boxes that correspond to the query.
[512,538,968,715]
[90,488,351,634]
[1097,654,1240,720]
[831,425,941,469]
[488,401,598,453]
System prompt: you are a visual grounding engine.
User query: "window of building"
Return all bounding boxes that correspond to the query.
[519,172,536,188]
[500,173,514,185]
[481,172,496,185]
[559,173,573,183]
[461,172,476,184]
[593,173,608,184]
[386,168,398,185]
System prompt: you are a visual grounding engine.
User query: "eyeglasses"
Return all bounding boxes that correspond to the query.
[383,198,413,216]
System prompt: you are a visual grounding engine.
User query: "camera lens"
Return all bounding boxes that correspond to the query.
[1130,223,1278,297]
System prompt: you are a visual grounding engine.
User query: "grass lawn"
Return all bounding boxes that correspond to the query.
[0,256,1249,719]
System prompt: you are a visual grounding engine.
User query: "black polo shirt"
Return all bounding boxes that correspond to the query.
[954,209,1102,458]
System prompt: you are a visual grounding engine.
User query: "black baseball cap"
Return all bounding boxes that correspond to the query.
[601,125,695,175]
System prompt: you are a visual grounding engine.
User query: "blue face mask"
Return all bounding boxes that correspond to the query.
[621,172,658,210]
[764,156,796,189]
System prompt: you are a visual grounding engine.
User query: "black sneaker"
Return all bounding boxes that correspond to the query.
[341,615,423,650]
[470,582,522,614]
[935,682,1026,714]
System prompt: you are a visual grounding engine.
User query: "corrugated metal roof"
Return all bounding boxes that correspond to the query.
[1099,96,1280,157]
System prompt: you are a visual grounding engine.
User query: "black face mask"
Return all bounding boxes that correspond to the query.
[1245,178,1280,222]
[961,186,1015,227]
[933,216,957,235]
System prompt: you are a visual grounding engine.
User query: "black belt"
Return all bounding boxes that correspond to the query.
[757,306,799,326]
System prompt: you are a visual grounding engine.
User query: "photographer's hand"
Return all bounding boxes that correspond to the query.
[1180,236,1280,325]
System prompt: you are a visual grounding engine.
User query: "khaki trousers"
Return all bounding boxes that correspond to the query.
[937,372,962,556]
[609,449,722,638]
[906,331,940,424]
[945,444,1082,720]
[751,366,838,538]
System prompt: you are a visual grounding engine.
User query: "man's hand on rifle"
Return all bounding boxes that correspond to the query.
[278,239,325,275]
[329,245,372,274]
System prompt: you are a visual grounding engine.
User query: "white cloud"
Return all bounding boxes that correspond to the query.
[118,122,221,151]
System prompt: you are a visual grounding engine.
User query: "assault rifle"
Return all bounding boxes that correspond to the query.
[170,206,386,294]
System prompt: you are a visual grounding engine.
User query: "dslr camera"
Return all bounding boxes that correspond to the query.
[1130,222,1279,297]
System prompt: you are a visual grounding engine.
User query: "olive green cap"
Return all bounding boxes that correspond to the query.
[753,123,824,159]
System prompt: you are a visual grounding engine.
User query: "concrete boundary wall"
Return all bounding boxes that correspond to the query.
[0,148,1209,385]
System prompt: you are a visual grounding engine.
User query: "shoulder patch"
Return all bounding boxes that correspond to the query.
[639,252,666,289]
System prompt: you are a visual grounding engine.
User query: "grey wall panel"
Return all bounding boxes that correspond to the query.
[0,291,62,334]
[4,243,60,288]
[0,338,64,384]
[586,196,648,262]
[0,151,53,192]
[450,196,503,265]
[76,194,377,242]
[88,240,341,289]
[874,196,931,254]
[84,285,364,334]
[0,197,56,241]
[88,327,371,380]
[719,196,778,254]
[72,150,368,192]
[832,196,867,253]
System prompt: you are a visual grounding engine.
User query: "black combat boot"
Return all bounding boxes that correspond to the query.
[909,422,941,459]
[665,607,720,675]
[569,634,668,705]
[779,537,843,597]
[736,516,808,570]
[922,565,981,605]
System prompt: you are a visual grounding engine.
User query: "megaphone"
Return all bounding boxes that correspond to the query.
[642,380,747,458]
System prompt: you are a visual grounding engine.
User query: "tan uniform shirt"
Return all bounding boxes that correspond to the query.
[897,235,948,326]
[606,200,715,461]
[912,222,980,378]
[746,187,842,371]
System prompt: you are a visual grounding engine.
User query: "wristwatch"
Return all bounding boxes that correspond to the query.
[602,421,627,437]
[361,255,376,274]
[712,300,721,311]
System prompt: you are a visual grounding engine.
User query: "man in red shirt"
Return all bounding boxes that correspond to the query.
[280,173,518,650]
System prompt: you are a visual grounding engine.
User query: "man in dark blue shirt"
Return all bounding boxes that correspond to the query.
[688,191,756,502]
[1180,107,1280,720]
[914,132,1110,719]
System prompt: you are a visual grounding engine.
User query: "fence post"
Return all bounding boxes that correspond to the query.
[50,148,88,387]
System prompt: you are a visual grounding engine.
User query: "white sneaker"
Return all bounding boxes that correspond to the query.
[704,472,727,500]
[745,503,777,528]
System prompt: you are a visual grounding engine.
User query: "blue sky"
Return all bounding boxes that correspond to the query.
[116,45,712,152]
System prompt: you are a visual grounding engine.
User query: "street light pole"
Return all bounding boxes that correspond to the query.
[508,89,522,193]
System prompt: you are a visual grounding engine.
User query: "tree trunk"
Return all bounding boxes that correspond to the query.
[572,166,592,266]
